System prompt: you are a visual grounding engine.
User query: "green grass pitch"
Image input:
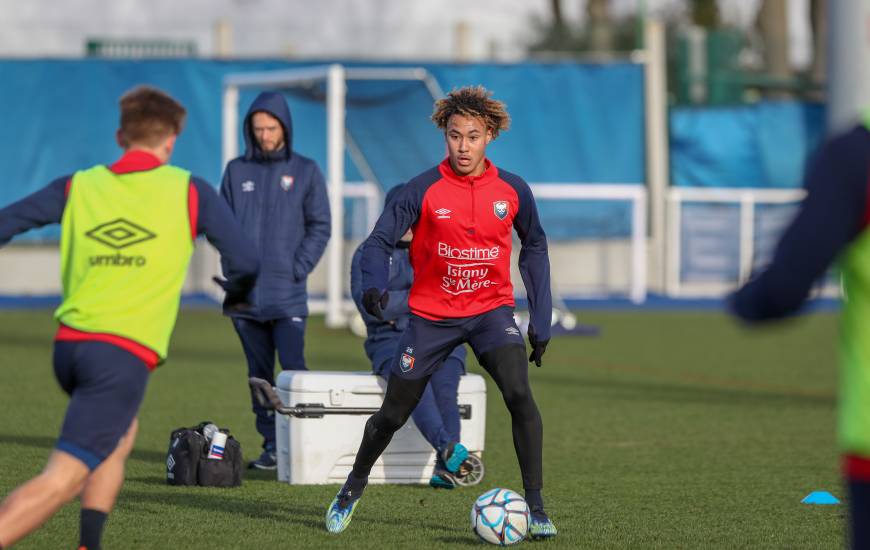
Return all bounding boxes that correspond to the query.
[0,309,845,548]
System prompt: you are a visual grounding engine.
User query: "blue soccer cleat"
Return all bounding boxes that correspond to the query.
[529,510,558,540]
[429,459,458,489]
[325,486,364,534]
[440,442,469,474]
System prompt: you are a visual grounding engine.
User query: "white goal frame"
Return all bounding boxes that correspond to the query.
[531,184,648,304]
[221,65,652,323]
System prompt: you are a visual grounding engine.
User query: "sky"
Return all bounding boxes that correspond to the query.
[0,0,813,66]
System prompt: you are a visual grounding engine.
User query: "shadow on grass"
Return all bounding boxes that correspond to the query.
[536,372,835,409]
[434,535,483,546]
[119,488,325,530]
[126,474,167,486]
[0,433,169,465]
[119,485,460,533]
[130,448,172,464]
[0,333,53,349]
[127,468,283,487]
[0,433,57,450]
[161,346,246,364]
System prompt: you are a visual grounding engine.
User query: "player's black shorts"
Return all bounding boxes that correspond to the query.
[389,305,525,380]
[53,340,150,470]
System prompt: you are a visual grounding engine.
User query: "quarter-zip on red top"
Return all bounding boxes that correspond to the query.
[360,157,553,339]
[407,159,520,319]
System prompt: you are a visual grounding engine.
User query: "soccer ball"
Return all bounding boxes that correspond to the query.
[470,488,530,545]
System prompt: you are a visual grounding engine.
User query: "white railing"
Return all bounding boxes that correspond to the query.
[531,184,648,304]
[666,186,806,297]
[309,182,649,317]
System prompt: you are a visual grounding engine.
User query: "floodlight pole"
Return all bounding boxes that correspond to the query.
[828,2,870,134]
[326,64,347,328]
[643,18,668,295]
[222,85,239,172]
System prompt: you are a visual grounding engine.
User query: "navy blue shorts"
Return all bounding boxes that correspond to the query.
[53,340,150,470]
[390,306,525,379]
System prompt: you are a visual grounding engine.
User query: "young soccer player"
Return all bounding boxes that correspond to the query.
[731,113,870,549]
[350,184,474,489]
[326,86,557,539]
[0,86,258,550]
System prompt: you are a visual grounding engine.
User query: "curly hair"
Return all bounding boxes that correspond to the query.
[431,86,511,138]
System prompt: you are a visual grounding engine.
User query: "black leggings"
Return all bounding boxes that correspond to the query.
[850,479,870,550]
[351,344,543,490]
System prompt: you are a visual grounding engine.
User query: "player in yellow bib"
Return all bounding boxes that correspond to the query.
[731,112,870,549]
[0,87,259,550]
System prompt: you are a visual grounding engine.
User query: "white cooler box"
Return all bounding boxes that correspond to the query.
[275,371,486,485]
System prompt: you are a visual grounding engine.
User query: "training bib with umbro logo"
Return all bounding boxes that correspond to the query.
[54,164,194,360]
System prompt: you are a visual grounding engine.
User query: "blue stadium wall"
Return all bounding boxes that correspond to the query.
[0,59,645,242]
[0,59,826,243]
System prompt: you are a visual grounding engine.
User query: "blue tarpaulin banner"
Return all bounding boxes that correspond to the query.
[0,59,645,241]
[670,101,825,188]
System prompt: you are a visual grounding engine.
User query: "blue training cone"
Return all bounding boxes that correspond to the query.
[801,491,840,505]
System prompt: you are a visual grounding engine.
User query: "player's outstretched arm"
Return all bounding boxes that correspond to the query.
[732,129,870,321]
[0,176,70,246]
[511,178,553,364]
[191,177,259,305]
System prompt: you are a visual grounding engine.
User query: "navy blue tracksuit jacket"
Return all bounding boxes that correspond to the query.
[351,241,467,373]
[220,92,331,320]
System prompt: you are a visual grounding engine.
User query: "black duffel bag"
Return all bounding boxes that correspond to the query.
[166,422,243,487]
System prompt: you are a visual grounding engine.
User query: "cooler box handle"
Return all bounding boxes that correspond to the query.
[249,377,472,419]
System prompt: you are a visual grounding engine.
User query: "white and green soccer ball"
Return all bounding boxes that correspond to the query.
[470,488,530,545]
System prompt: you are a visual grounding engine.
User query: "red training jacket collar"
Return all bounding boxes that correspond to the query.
[439,158,498,187]
[110,150,163,174]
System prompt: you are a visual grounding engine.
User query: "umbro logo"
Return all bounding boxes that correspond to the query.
[435,208,451,219]
[242,180,255,192]
[505,327,520,336]
[85,218,156,250]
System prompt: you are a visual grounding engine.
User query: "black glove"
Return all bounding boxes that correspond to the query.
[213,276,251,312]
[362,288,389,321]
[527,326,549,368]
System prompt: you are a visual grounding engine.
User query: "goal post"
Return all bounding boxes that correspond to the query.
[217,64,652,325]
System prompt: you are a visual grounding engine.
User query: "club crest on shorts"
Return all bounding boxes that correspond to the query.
[280,175,294,191]
[493,200,509,220]
[400,352,415,373]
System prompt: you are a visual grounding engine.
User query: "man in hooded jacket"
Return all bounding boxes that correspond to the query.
[220,91,331,469]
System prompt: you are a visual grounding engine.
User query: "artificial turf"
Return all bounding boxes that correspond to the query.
[0,308,845,548]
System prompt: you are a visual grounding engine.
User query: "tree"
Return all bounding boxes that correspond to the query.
[587,0,615,52]
[757,0,792,91]
[689,0,720,29]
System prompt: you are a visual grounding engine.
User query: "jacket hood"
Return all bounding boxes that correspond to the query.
[243,91,294,161]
